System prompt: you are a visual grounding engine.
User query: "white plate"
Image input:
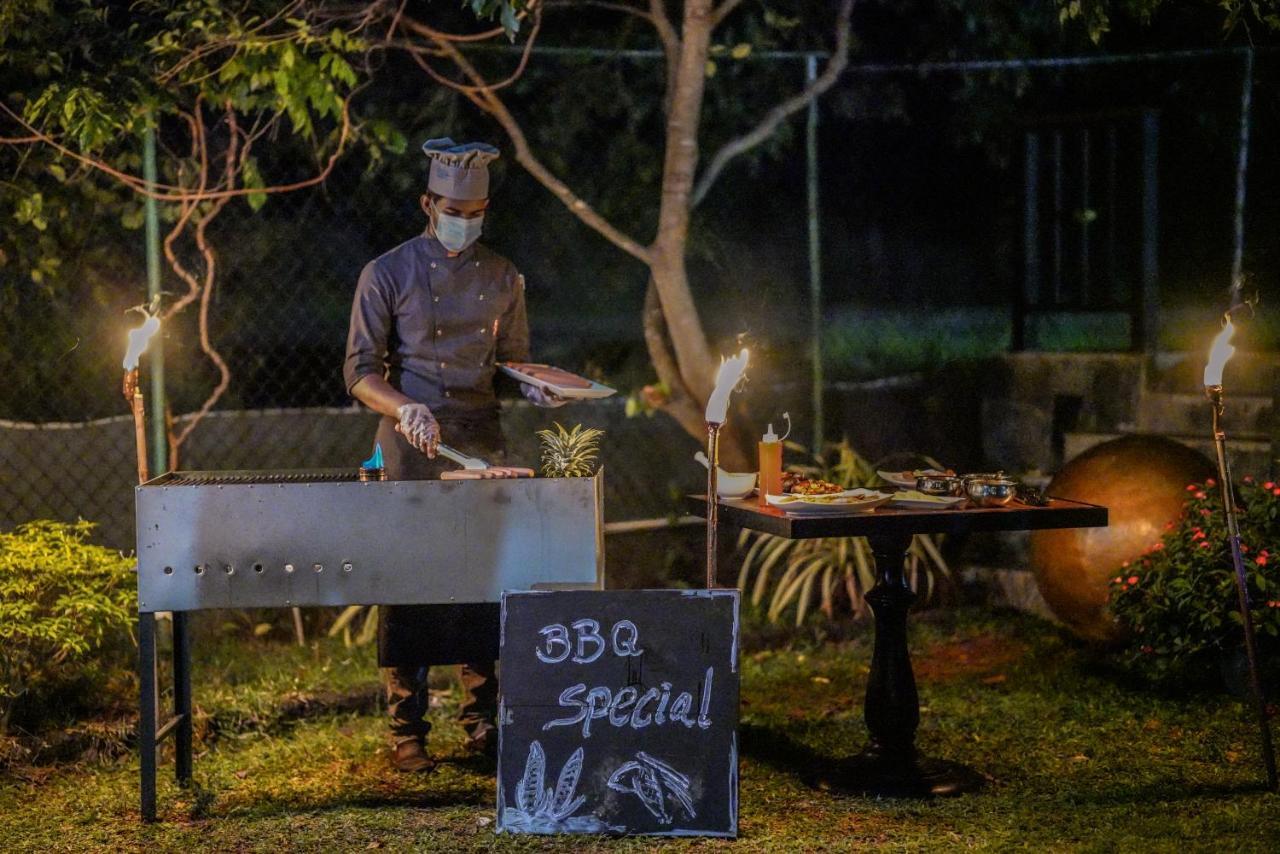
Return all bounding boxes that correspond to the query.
[877,469,952,488]
[766,490,893,515]
[890,490,968,510]
[499,363,617,400]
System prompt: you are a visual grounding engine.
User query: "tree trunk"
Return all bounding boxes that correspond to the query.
[648,0,717,403]
[643,279,754,471]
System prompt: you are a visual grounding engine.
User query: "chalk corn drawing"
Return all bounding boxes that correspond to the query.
[606,751,696,824]
[502,741,621,833]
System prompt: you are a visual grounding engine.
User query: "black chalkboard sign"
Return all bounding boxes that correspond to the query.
[497,589,740,837]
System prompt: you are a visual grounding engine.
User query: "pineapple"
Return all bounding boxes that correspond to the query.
[537,422,604,478]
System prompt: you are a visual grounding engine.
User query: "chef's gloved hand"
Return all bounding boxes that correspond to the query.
[395,402,440,457]
[521,383,568,408]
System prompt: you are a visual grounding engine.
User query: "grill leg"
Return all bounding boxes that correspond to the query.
[139,611,157,822]
[173,611,193,786]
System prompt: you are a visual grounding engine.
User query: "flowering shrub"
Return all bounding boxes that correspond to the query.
[1108,477,1280,683]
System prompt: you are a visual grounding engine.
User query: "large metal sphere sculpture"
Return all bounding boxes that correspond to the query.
[1030,435,1214,642]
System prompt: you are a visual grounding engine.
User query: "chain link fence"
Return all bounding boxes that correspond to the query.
[2,48,1274,550]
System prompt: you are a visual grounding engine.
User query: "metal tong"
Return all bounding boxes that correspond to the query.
[436,443,490,471]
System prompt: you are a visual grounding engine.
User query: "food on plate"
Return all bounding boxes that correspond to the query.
[901,467,955,479]
[780,472,844,496]
[502,361,594,389]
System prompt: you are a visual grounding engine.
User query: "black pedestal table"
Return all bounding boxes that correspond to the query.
[687,494,1108,797]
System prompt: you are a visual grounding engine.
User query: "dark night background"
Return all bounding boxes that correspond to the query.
[1,1,1276,419]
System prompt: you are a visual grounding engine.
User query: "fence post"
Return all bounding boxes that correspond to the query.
[143,120,167,475]
[1231,47,1253,293]
[806,53,824,452]
[1017,131,1040,352]
[1138,109,1160,354]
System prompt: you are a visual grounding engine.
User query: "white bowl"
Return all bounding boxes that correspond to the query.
[715,470,757,499]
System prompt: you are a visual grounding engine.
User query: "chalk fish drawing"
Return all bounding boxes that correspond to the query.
[502,741,621,834]
[606,751,696,824]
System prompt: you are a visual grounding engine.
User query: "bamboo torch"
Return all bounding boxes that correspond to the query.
[703,349,749,589]
[1203,315,1278,791]
[123,310,161,485]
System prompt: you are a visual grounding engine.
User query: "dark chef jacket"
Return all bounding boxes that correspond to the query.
[344,231,530,666]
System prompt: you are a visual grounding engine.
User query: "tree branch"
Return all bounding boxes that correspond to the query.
[691,0,854,208]
[711,0,746,27]
[397,17,652,265]
[397,5,544,94]
[545,0,652,21]
[167,106,238,451]
[0,95,352,203]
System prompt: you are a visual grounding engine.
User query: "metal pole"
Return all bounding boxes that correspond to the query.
[1208,385,1278,791]
[1140,109,1160,354]
[143,121,167,476]
[1231,48,1254,295]
[705,423,721,589]
[806,53,824,453]
[138,612,157,821]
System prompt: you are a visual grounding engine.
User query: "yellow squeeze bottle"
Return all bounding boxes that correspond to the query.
[758,422,783,506]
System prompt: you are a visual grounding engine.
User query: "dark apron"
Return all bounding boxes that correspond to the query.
[376,414,504,667]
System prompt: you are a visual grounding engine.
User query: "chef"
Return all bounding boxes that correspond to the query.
[344,138,564,773]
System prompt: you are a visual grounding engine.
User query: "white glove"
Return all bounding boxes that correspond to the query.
[395,402,440,457]
[521,383,568,408]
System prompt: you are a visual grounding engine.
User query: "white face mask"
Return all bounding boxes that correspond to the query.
[432,202,484,253]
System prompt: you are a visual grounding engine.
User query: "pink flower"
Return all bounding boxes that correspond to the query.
[1153,542,1165,552]
[1244,476,1254,484]
[1128,575,1140,585]
[1240,543,1249,553]
[1268,601,1280,608]
[1195,491,1208,500]
[1198,541,1211,549]
[1266,482,1276,490]
[1200,508,1213,517]
[1192,529,1206,540]
[1112,576,1124,584]
[1206,478,1217,488]
[1186,484,1198,492]
[1258,552,1269,567]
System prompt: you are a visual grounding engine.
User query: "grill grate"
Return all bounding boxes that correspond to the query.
[154,470,359,487]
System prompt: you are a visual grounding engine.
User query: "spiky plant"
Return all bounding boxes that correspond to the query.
[737,441,952,626]
[537,423,604,478]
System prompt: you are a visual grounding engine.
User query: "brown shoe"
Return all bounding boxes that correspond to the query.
[392,738,436,773]
[464,723,498,759]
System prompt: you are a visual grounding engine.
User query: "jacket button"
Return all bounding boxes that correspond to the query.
[433,295,440,303]
[444,390,451,398]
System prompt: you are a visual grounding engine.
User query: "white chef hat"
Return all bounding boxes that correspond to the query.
[422,137,500,201]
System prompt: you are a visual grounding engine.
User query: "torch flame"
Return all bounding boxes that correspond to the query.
[705,348,749,425]
[123,313,160,371]
[1204,316,1236,388]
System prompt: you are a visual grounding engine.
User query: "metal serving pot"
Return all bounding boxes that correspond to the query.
[965,477,1019,507]
[916,474,964,496]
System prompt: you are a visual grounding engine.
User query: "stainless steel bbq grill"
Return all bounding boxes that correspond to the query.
[136,468,604,821]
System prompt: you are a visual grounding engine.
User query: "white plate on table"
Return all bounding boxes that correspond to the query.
[499,362,617,400]
[766,490,893,515]
[889,490,968,510]
[877,469,952,489]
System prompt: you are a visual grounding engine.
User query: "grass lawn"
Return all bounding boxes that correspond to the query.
[2,608,1278,852]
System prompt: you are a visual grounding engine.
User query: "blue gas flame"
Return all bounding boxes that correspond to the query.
[361,442,384,470]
